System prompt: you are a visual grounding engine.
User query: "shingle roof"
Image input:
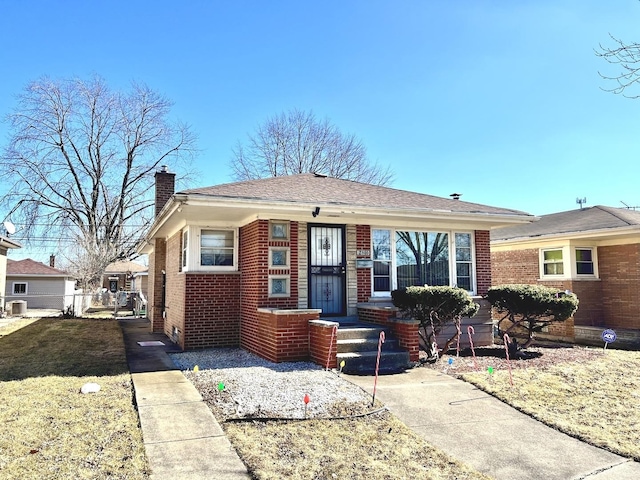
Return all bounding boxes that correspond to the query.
[7,258,70,276]
[182,173,530,216]
[105,260,148,274]
[491,206,640,241]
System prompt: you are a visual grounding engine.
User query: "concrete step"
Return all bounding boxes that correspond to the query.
[337,337,400,354]
[337,350,410,375]
[337,326,389,341]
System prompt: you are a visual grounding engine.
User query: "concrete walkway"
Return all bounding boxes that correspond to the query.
[345,368,640,480]
[119,318,250,480]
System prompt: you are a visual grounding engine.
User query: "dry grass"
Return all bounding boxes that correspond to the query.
[458,346,640,461]
[0,318,149,479]
[224,413,491,480]
[0,317,40,337]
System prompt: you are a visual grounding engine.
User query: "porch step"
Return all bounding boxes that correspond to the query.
[336,323,409,375]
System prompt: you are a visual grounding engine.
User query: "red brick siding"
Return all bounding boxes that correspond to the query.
[475,231,492,295]
[164,232,185,347]
[148,238,167,332]
[598,243,640,330]
[491,248,540,285]
[256,310,318,362]
[183,273,241,349]
[310,321,339,368]
[356,225,372,302]
[240,220,300,359]
[357,306,419,362]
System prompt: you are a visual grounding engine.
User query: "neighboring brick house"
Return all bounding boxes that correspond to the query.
[138,169,533,363]
[491,205,640,348]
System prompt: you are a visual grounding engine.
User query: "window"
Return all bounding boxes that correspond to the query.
[182,230,188,269]
[269,275,290,297]
[269,247,289,268]
[396,231,450,288]
[270,221,289,240]
[200,229,235,267]
[455,233,473,291]
[372,229,392,294]
[12,282,27,295]
[576,248,594,275]
[543,249,564,275]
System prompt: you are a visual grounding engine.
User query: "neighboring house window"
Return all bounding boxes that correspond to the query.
[575,248,594,275]
[270,221,289,240]
[200,229,235,267]
[542,249,564,275]
[12,282,27,295]
[269,247,290,268]
[269,275,290,297]
[372,229,392,295]
[182,230,188,270]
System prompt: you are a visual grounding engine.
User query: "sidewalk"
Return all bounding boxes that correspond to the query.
[119,318,250,480]
[345,368,640,480]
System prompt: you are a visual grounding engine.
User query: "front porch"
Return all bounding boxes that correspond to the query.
[248,299,493,375]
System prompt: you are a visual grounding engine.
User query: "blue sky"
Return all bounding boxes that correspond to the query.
[1,1,640,261]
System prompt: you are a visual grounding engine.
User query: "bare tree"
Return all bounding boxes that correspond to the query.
[230,109,393,185]
[0,76,196,286]
[596,34,640,97]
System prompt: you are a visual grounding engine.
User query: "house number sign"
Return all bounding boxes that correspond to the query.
[356,249,371,257]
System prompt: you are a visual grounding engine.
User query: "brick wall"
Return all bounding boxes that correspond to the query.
[309,320,340,368]
[240,220,300,359]
[164,231,185,346]
[474,230,492,295]
[183,273,241,349]
[598,243,640,330]
[356,225,372,302]
[148,238,167,332]
[256,309,319,362]
[491,248,540,285]
[356,305,420,362]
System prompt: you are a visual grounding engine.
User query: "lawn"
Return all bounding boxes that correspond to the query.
[0,318,149,479]
[458,346,640,461]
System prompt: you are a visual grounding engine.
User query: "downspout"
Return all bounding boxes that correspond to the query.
[161,270,166,319]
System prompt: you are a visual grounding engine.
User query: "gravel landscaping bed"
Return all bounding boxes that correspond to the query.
[170,348,377,421]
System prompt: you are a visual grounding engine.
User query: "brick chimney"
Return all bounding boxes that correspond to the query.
[49,254,55,268]
[154,165,176,217]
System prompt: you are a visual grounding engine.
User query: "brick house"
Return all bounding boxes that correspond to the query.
[138,169,533,367]
[491,205,640,348]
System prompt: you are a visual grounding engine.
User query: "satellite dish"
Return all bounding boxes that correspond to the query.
[3,221,16,236]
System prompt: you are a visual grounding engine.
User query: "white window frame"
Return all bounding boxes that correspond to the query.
[12,282,28,295]
[371,229,392,297]
[539,246,599,280]
[371,228,477,296]
[572,247,598,277]
[182,226,239,272]
[181,229,189,270]
[268,275,290,297]
[541,247,566,278]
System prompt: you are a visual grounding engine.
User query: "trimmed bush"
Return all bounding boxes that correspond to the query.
[392,286,479,360]
[487,284,579,350]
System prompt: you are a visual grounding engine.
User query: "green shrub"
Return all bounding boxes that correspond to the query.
[487,284,579,349]
[392,286,479,360]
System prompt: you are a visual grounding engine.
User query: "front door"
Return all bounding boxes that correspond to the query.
[309,225,346,316]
